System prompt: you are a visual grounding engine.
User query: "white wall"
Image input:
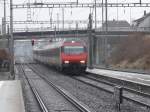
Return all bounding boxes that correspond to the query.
[138,16,150,28]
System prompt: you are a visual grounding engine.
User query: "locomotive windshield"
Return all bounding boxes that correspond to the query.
[63,46,85,54]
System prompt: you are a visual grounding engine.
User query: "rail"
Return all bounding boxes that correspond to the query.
[77,72,150,110]
[20,64,49,112]
[28,64,94,112]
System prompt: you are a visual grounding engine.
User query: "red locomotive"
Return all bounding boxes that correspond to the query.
[33,39,87,72]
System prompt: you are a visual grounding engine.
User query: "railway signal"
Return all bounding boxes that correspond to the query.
[31,39,35,46]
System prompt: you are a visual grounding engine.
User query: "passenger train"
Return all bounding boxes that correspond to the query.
[33,39,87,72]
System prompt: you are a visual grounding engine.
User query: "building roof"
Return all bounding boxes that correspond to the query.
[133,12,150,24]
[102,20,130,27]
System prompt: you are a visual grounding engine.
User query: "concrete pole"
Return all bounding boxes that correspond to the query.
[88,14,93,69]
[57,13,59,31]
[102,0,104,29]
[104,0,108,67]
[77,0,78,4]
[105,0,108,32]
[4,0,6,35]
[62,8,64,30]
[95,0,97,29]
[117,0,118,21]
[10,0,15,79]
[54,26,56,40]
[96,38,99,64]
[7,25,9,34]
[76,22,78,38]
[49,8,53,28]
[2,18,4,35]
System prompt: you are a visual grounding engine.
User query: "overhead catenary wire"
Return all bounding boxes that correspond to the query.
[6,0,150,32]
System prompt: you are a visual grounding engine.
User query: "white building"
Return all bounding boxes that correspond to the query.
[133,11,150,31]
[100,19,131,31]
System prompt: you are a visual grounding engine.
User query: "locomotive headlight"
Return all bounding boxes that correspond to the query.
[64,60,69,64]
[80,60,85,64]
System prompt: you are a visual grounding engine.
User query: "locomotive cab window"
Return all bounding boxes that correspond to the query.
[62,46,85,54]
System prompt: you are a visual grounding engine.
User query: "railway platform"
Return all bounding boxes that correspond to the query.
[0,80,25,112]
[87,68,150,86]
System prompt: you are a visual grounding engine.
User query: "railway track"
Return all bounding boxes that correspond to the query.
[86,68,150,94]
[30,63,150,109]
[21,64,94,112]
[20,64,48,112]
[71,73,150,109]
[28,64,150,111]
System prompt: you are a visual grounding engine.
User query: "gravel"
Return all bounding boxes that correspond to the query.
[22,65,80,112]
[16,65,41,112]
[33,64,148,112]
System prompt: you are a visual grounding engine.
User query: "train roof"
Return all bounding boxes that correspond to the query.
[33,39,86,51]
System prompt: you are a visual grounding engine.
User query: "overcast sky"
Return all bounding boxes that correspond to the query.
[0,0,150,30]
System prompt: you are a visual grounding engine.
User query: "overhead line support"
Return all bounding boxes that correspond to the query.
[13,3,150,9]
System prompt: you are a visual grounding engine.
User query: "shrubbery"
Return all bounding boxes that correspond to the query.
[110,33,150,69]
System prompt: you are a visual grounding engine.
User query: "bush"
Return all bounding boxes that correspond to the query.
[110,33,150,66]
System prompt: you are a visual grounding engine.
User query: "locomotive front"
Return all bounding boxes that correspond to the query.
[61,41,87,72]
